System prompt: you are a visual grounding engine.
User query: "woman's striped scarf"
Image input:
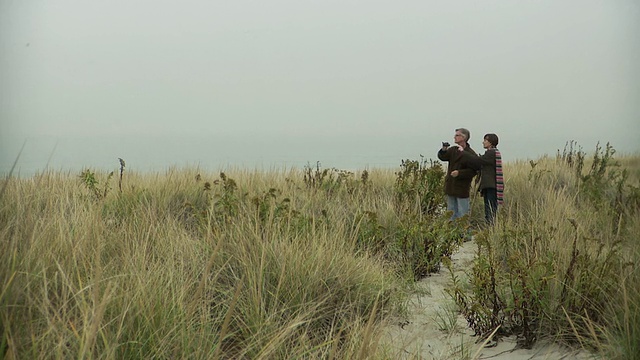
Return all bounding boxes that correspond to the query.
[495,149,504,205]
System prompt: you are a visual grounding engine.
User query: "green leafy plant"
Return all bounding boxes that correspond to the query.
[394,156,446,217]
[302,161,362,195]
[79,169,113,200]
[212,172,241,221]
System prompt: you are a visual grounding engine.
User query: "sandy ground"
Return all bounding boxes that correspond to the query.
[383,240,595,360]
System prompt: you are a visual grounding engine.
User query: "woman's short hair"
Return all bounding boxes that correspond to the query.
[484,133,499,147]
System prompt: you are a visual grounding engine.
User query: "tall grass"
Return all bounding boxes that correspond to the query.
[0,159,460,359]
[448,144,640,359]
[2,145,638,359]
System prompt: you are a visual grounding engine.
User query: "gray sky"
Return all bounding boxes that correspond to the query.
[1,0,639,174]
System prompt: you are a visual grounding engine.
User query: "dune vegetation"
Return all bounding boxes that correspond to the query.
[1,142,638,359]
[449,142,640,359]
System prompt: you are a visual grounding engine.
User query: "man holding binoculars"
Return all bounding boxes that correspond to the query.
[437,128,478,221]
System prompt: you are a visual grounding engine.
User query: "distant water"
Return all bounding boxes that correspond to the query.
[1,134,591,178]
[1,134,445,177]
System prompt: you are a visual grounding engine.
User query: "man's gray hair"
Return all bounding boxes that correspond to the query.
[455,128,470,141]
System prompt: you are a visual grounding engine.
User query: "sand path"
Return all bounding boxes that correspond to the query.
[383,240,593,359]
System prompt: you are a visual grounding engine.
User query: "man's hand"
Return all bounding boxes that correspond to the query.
[451,170,459,177]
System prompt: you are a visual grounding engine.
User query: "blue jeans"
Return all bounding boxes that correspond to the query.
[482,188,498,225]
[446,196,470,221]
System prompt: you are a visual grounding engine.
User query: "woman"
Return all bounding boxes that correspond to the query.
[464,133,503,225]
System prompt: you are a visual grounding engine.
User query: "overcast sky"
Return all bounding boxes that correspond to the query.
[1,0,639,174]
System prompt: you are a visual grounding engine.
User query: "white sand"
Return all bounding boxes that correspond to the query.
[383,240,594,359]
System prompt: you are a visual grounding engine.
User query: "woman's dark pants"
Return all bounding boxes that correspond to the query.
[482,188,498,225]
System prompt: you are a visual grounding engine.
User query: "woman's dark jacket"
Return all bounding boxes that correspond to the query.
[462,149,498,192]
[437,145,478,198]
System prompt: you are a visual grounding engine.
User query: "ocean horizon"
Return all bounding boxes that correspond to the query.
[2,133,610,178]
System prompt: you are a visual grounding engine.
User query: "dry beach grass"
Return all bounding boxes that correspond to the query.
[1,143,638,359]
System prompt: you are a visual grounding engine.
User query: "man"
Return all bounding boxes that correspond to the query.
[437,128,478,220]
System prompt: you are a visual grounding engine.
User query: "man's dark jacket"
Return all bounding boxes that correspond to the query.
[437,145,478,198]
